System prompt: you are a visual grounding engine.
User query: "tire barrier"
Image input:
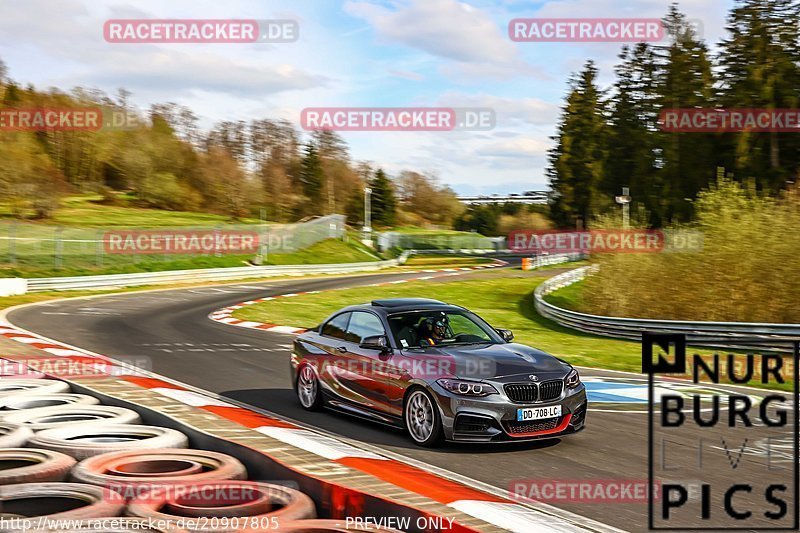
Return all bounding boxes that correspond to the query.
[0,448,76,484]
[0,422,33,448]
[28,425,190,460]
[0,393,100,412]
[0,482,125,519]
[0,329,598,532]
[2,405,141,431]
[0,379,70,397]
[126,481,316,531]
[71,449,247,496]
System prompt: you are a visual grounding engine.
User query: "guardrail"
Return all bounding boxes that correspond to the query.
[526,252,585,270]
[24,252,411,292]
[535,266,800,349]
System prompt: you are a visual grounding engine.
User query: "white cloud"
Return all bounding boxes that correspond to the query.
[344,0,540,79]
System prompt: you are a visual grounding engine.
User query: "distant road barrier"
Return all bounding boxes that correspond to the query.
[535,266,800,349]
[0,214,346,271]
[22,252,412,293]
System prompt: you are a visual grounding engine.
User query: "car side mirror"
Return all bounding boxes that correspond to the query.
[497,329,514,342]
[360,335,389,352]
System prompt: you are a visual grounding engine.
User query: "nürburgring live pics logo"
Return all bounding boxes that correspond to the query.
[643,332,799,530]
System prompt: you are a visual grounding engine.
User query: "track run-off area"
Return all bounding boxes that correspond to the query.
[3,262,788,532]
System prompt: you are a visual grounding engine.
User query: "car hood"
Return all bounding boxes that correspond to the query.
[401,342,568,381]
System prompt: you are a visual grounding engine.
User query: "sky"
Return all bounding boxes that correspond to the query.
[0,0,731,195]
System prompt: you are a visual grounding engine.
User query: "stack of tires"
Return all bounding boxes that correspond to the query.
[0,376,397,532]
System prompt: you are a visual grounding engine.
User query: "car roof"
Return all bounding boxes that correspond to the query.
[335,298,463,315]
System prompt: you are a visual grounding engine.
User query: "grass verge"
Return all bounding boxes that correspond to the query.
[232,269,792,391]
[0,238,380,278]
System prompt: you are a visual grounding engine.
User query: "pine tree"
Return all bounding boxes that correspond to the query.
[717,0,800,192]
[605,44,663,225]
[299,143,324,216]
[655,5,716,222]
[370,168,397,227]
[548,61,607,228]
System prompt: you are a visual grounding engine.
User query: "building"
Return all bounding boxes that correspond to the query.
[456,191,548,205]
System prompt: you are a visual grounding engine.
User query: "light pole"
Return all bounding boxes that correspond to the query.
[615,187,632,229]
[363,186,372,246]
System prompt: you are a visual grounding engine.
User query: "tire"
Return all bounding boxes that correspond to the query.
[0,422,33,447]
[296,365,322,411]
[0,379,70,397]
[404,388,444,448]
[2,405,141,431]
[71,449,246,497]
[126,480,315,529]
[28,424,189,460]
[0,448,76,484]
[0,482,125,519]
[0,393,100,412]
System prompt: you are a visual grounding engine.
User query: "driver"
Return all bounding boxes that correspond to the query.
[419,315,449,346]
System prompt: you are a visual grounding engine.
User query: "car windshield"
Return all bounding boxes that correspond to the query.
[387,310,501,349]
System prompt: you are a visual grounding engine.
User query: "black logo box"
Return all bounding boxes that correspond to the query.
[643,332,799,530]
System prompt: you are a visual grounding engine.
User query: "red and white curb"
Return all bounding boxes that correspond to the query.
[208,260,508,335]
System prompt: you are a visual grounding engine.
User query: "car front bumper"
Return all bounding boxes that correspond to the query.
[431,383,587,442]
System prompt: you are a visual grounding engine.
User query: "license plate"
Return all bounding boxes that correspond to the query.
[517,405,562,421]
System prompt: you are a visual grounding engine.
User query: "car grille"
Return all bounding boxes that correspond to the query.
[539,380,564,401]
[504,384,537,402]
[505,417,560,434]
[504,380,563,403]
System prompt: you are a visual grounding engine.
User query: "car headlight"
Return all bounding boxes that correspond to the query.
[565,368,581,389]
[436,379,498,397]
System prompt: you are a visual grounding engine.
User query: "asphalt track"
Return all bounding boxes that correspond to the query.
[6,264,795,532]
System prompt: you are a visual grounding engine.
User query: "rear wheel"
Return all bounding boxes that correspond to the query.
[404,388,443,447]
[296,365,322,411]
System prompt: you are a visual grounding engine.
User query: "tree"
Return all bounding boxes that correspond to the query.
[548,61,607,228]
[604,44,663,225]
[717,0,800,191]
[298,143,324,217]
[655,5,717,222]
[396,171,463,226]
[370,168,397,227]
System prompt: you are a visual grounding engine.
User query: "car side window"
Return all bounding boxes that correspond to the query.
[345,312,386,343]
[321,312,350,340]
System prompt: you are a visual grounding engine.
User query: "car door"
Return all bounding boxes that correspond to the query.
[343,311,398,414]
[316,312,361,404]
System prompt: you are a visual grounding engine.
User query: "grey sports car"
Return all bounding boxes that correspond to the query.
[290,298,587,447]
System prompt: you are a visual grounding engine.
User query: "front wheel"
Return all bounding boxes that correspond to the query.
[296,365,322,411]
[404,388,443,447]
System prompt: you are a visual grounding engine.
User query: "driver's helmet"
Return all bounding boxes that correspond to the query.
[425,313,448,338]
